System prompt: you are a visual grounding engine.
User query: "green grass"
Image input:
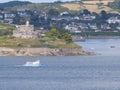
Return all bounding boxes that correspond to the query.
[11,3,69,12]
[0,36,80,48]
[0,23,16,36]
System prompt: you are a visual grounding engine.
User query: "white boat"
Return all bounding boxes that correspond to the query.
[24,60,41,67]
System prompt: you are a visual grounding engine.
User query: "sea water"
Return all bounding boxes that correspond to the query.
[76,38,120,56]
[0,39,120,90]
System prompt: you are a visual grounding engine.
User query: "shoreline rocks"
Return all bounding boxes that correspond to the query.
[0,47,94,56]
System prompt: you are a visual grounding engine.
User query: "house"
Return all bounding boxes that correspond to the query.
[0,14,3,19]
[73,16,80,20]
[78,23,88,29]
[107,17,120,24]
[0,13,4,22]
[88,23,97,30]
[13,21,42,38]
[80,14,96,21]
[17,8,29,17]
[95,29,101,32]
[60,11,69,16]
[64,23,82,33]
[4,13,15,24]
[65,24,78,32]
[116,26,120,30]
[101,24,111,30]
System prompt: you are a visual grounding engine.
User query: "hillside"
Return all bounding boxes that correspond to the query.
[0,23,16,36]
[11,3,69,12]
[0,1,32,8]
[83,0,114,5]
[108,0,120,12]
[61,0,119,14]
[1,0,119,14]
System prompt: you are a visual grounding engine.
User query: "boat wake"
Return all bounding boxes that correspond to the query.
[23,60,41,67]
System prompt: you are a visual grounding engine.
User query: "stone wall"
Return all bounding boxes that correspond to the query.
[13,21,41,38]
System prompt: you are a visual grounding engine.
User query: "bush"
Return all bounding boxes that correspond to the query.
[46,28,72,43]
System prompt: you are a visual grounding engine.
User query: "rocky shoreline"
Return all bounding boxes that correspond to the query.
[0,47,94,56]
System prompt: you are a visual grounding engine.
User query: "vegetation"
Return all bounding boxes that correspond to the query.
[46,28,73,43]
[0,36,79,48]
[0,0,120,49]
[0,0,114,14]
[10,3,69,13]
[0,23,16,36]
[0,23,77,48]
[61,0,119,13]
[0,0,118,14]
[108,0,120,12]
[0,1,32,8]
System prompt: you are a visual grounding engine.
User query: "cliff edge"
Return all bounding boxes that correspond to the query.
[0,47,94,56]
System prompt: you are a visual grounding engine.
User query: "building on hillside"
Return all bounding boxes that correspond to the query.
[107,17,120,24]
[17,8,28,17]
[13,21,42,38]
[80,14,96,21]
[4,13,15,24]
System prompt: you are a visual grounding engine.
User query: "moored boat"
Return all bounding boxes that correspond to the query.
[110,46,115,48]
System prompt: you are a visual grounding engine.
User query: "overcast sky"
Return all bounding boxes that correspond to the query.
[0,0,74,3]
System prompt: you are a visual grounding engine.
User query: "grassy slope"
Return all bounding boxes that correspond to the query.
[0,36,80,48]
[11,3,69,12]
[83,0,114,5]
[0,23,16,36]
[61,0,119,14]
[9,0,119,14]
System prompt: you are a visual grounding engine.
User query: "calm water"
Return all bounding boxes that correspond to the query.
[0,39,120,90]
[76,39,120,56]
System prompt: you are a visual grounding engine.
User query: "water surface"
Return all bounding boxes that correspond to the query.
[0,39,120,90]
[76,39,120,56]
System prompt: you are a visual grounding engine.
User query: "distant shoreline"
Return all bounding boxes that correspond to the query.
[73,36,120,41]
[86,36,120,39]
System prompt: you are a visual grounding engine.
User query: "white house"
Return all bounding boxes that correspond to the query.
[107,17,120,24]
[60,11,69,16]
[88,23,97,30]
[80,14,96,21]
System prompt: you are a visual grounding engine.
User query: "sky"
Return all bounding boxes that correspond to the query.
[0,0,74,3]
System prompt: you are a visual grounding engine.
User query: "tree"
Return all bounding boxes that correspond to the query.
[46,28,61,39]
[108,0,120,10]
[13,15,25,25]
[30,15,40,27]
[101,10,108,20]
[48,9,59,17]
[83,9,90,15]
[46,28,72,43]
[0,1,32,8]
[63,32,72,43]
